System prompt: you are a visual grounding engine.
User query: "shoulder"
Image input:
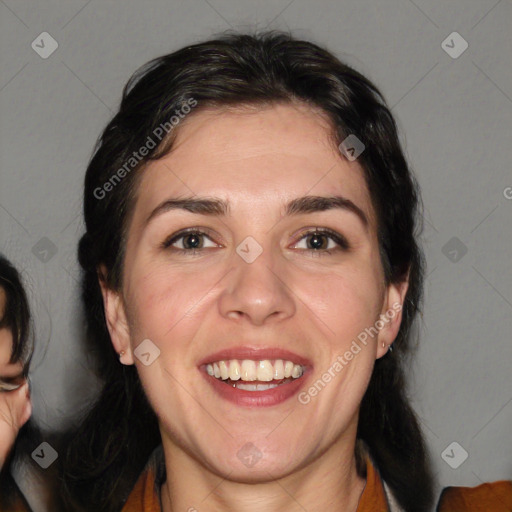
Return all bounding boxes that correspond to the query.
[0,475,32,512]
[436,480,512,512]
[121,445,165,512]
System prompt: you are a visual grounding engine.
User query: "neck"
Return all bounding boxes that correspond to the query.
[160,432,366,512]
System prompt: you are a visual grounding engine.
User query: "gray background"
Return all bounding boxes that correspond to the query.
[1,0,511,509]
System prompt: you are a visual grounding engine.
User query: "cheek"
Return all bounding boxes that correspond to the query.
[295,259,385,336]
[126,262,220,338]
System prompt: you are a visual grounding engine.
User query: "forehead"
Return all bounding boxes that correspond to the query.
[133,103,376,227]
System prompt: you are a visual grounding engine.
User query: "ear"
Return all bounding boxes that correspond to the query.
[97,265,134,365]
[375,276,409,359]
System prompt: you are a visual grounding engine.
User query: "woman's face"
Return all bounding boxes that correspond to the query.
[102,102,406,480]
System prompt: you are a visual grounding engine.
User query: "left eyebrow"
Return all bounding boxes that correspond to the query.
[144,194,368,230]
[284,195,368,230]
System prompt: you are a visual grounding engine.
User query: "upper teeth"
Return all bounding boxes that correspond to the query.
[206,359,304,381]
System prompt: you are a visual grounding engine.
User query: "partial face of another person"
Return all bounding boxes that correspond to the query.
[0,287,24,386]
[102,102,407,480]
[0,286,31,469]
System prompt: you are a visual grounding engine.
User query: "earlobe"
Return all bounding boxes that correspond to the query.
[97,266,134,365]
[376,279,409,359]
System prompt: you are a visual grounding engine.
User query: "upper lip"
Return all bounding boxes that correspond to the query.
[198,346,313,368]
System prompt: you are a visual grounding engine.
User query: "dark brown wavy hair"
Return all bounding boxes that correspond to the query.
[61,30,434,511]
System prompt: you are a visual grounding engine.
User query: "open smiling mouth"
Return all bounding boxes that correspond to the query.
[201,358,309,406]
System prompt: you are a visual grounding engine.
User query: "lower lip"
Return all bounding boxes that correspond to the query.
[201,369,310,407]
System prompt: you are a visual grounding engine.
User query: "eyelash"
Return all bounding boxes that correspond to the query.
[161,227,350,257]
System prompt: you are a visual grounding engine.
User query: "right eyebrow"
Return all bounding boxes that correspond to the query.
[144,198,229,228]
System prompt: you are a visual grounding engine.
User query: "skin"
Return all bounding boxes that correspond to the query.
[100,102,408,512]
[0,287,31,470]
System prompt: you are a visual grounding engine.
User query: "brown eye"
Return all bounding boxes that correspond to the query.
[180,233,203,249]
[294,228,349,254]
[162,229,219,253]
[305,233,331,250]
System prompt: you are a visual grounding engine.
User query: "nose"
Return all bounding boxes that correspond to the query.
[218,245,296,326]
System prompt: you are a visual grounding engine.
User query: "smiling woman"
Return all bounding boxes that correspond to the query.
[59,31,511,512]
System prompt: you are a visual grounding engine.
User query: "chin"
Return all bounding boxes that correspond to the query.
[198,440,310,483]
